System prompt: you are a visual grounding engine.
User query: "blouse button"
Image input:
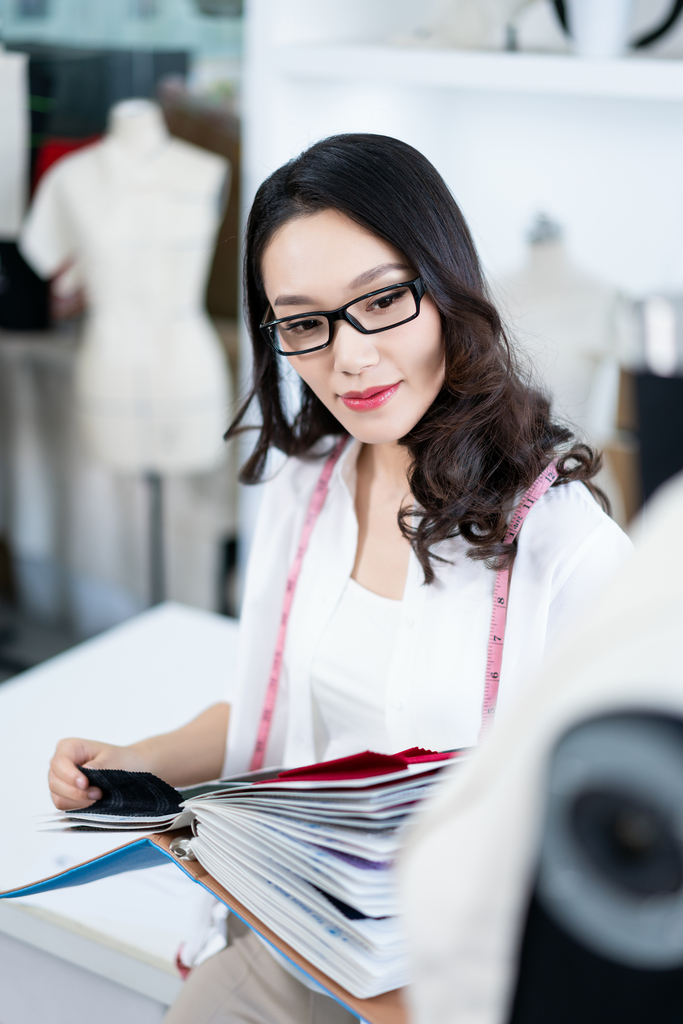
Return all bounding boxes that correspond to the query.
[403,615,415,628]
[391,698,404,711]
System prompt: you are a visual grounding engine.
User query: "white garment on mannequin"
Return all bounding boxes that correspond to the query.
[20,99,231,473]
[497,235,628,442]
[496,233,634,523]
[0,47,28,239]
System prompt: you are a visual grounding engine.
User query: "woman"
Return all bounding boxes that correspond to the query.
[48,134,633,1023]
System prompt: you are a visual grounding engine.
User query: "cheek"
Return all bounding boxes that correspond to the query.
[409,307,445,386]
[288,354,335,406]
[427,306,445,359]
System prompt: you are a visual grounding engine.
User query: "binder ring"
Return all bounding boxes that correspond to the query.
[170,837,197,861]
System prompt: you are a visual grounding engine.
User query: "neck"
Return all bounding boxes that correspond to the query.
[108,99,168,157]
[359,441,412,493]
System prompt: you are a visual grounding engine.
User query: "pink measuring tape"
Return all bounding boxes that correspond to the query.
[249,437,348,771]
[478,459,558,741]
[249,442,558,770]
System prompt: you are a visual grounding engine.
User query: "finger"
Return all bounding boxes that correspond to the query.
[49,752,97,792]
[49,786,98,810]
[48,769,101,806]
[49,770,101,803]
[53,737,103,779]
[50,788,102,810]
[51,792,98,811]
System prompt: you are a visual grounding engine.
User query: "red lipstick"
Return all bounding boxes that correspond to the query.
[339,383,400,411]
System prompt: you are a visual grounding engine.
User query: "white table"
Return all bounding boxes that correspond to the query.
[0,602,239,1024]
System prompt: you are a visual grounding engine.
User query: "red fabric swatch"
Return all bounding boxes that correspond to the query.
[273,747,460,783]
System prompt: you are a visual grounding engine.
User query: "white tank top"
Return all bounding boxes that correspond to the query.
[311,576,402,761]
[265,576,404,991]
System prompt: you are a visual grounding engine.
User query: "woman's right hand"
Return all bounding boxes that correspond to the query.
[48,703,230,811]
[48,737,153,810]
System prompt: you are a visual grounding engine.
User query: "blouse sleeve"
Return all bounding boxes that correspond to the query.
[545,516,634,653]
[19,162,78,278]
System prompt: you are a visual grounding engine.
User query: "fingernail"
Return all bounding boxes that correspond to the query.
[87,788,101,801]
[76,776,87,789]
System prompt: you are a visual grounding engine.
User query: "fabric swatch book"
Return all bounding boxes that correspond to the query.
[1,748,464,1022]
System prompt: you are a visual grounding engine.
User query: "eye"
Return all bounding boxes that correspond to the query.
[366,288,406,312]
[282,317,324,336]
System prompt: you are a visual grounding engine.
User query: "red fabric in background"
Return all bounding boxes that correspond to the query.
[32,135,102,193]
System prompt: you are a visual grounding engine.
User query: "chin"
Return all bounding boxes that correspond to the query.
[341,420,412,446]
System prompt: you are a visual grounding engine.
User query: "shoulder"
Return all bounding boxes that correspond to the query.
[242,441,351,601]
[263,436,352,494]
[527,478,626,545]
[166,139,229,186]
[261,448,329,499]
[520,479,634,591]
[43,142,101,190]
[256,440,348,523]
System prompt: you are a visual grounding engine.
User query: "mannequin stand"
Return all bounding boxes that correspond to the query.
[145,471,165,606]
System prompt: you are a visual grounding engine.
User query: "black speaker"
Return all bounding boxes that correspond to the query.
[509,714,683,1024]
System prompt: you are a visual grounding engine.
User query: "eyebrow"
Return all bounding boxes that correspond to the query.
[273,262,412,308]
[350,262,411,290]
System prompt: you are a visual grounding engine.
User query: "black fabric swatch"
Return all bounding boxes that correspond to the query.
[78,767,183,817]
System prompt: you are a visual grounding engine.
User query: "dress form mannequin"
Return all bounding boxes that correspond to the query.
[497,216,629,440]
[20,99,232,603]
[495,217,633,521]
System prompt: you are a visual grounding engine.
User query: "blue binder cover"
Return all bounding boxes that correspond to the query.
[0,836,171,899]
[0,832,405,1024]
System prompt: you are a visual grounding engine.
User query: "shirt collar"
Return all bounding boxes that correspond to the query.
[332,435,362,501]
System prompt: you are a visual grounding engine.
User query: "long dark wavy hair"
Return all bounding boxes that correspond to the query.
[227,133,607,583]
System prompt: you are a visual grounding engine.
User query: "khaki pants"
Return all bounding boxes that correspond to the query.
[163,919,358,1024]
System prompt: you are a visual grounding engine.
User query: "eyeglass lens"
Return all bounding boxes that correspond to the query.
[274,283,418,353]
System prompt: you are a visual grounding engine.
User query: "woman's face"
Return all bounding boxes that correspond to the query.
[260,210,445,445]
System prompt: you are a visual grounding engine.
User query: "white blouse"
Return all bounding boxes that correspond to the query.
[223,438,634,776]
[401,473,683,1024]
[311,578,401,761]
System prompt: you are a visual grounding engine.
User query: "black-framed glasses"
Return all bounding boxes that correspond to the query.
[260,276,426,356]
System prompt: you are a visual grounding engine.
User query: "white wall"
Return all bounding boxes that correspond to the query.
[243,1,683,291]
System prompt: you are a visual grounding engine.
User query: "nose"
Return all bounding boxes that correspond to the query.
[332,320,380,375]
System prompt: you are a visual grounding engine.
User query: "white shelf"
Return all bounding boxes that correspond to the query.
[276,45,683,102]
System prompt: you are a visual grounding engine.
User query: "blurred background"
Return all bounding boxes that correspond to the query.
[1,0,683,680]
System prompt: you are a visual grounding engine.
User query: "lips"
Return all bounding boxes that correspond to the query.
[339,383,400,411]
